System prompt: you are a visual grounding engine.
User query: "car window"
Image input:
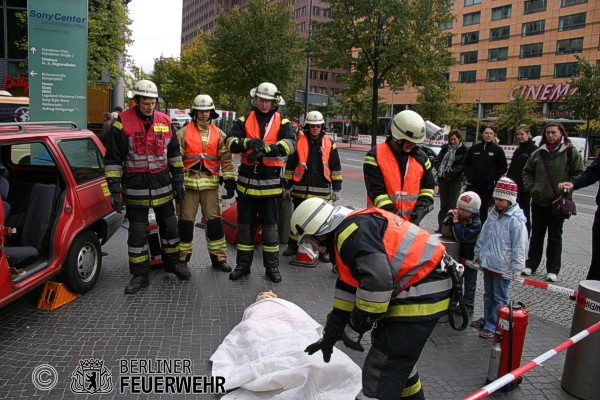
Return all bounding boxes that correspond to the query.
[57,138,104,184]
[10,142,55,166]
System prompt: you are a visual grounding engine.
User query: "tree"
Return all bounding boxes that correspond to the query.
[206,0,305,113]
[413,85,477,133]
[493,91,542,143]
[566,56,600,159]
[88,0,133,85]
[313,0,454,146]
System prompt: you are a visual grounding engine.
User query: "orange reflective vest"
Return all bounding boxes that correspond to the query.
[293,135,332,182]
[368,143,424,220]
[182,123,221,175]
[240,111,285,168]
[335,208,445,291]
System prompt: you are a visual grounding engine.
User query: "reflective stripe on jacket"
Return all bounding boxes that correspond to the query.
[240,111,285,168]
[367,143,424,220]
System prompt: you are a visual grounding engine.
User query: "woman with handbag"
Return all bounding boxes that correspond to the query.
[522,122,584,282]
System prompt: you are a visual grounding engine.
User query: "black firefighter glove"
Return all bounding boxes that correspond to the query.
[245,138,265,153]
[305,310,348,363]
[110,192,123,213]
[221,179,237,199]
[263,144,282,157]
[341,308,374,353]
[173,183,185,203]
[410,206,428,226]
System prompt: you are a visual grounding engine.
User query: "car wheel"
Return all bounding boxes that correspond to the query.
[59,230,102,294]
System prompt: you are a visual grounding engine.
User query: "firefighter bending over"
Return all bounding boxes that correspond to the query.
[225,82,296,283]
[105,80,190,295]
[364,110,435,226]
[292,198,453,399]
[176,94,236,272]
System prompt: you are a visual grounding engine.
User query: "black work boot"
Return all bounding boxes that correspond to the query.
[229,265,251,280]
[265,267,282,283]
[213,260,233,272]
[124,274,149,294]
[319,252,331,263]
[282,246,298,257]
[164,261,192,280]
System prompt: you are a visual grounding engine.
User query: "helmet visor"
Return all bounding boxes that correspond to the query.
[314,205,352,236]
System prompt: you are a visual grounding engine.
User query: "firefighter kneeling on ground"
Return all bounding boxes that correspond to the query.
[104,79,190,294]
[282,110,343,260]
[293,198,458,399]
[176,94,236,272]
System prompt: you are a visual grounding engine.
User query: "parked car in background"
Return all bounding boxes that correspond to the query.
[0,121,122,308]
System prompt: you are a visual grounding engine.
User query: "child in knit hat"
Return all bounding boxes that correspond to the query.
[470,177,528,339]
[441,191,482,316]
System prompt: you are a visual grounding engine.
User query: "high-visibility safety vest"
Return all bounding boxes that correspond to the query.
[120,109,172,174]
[183,123,221,175]
[335,208,445,291]
[293,135,332,182]
[240,111,286,168]
[368,142,424,220]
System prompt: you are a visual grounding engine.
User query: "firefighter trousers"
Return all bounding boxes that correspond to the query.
[236,195,279,269]
[176,188,227,263]
[126,203,180,276]
[362,318,439,400]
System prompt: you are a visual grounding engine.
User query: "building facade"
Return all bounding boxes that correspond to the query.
[0,0,28,97]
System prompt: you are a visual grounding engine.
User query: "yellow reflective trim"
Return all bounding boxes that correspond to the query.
[424,159,431,170]
[278,140,291,155]
[237,186,283,196]
[331,143,337,149]
[336,222,359,255]
[418,188,434,198]
[105,171,121,178]
[113,121,123,130]
[383,298,450,318]
[129,254,149,263]
[374,195,393,208]
[402,379,422,397]
[239,116,246,122]
[283,172,293,180]
[333,297,355,312]
[364,155,378,167]
[171,161,184,168]
[282,118,290,124]
[179,242,193,251]
[154,124,169,132]
[331,176,343,181]
[237,244,255,251]
[262,245,279,253]
[356,298,389,314]
[162,246,179,254]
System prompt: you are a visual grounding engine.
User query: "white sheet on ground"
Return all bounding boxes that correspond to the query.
[210,297,362,400]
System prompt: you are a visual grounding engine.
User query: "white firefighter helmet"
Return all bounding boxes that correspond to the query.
[250,82,284,107]
[391,110,426,144]
[129,79,159,99]
[0,90,12,96]
[191,94,219,120]
[304,111,325,126]
[290,198,352,243]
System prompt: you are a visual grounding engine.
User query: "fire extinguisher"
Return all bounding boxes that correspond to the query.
[486,301,529,391]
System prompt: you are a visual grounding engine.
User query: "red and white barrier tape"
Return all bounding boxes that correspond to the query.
[462,319,600,400]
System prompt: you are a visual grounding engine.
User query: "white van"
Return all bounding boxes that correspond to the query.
[533,136,587,158]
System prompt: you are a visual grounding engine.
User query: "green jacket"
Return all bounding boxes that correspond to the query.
[522,142,583,206]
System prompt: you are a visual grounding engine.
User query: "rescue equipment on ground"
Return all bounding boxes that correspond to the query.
[486,301,529,391]
[290,243,319,268]
[36,282,80,311]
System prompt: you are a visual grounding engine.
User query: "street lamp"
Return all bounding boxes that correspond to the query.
[474,97,482,143]
[304,0,314,118]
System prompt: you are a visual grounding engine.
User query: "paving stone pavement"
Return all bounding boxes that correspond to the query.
[0,173,595,399]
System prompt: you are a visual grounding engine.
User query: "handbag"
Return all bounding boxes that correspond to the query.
[540,152,576,220]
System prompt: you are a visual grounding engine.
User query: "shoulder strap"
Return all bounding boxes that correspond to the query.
[541,152,559,197]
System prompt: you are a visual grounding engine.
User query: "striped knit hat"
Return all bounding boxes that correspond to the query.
[493,177,518,205]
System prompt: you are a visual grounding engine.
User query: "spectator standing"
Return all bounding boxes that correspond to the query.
[522,122,583,282]
[464,123,507,223]
[435,129,468,229]
[506,124,537,233]
[559,157,600,281]
[282,110,343,259]
[225,82,296,283]
[470,178,528,338]
[98,112,113,145]
[441,191,482,316]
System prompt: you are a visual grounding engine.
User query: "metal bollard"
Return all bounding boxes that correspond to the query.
[561,280,600,400]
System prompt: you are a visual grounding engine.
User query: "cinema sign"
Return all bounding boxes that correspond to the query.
[509,83,577,102]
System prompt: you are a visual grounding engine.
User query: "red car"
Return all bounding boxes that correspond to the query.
[0,121,122,308]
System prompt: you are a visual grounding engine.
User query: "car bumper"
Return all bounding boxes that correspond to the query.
[101,211,124,245]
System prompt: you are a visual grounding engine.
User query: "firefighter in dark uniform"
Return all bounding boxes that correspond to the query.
[176,94,236,272]
[364,110,435,226]
[291,198,454,399]
[225,82,296,283]
[105,79,191,294]
[282,110,342,258]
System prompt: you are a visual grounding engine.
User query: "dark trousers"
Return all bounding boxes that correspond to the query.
[362,319,438,399]
[437,177,463,226]
[517,190,532,234]
[466,184,494,224]
[526,203,565,275]
[463,266,478,311]
[286,196,305,249]
[588,208,600,280]
[236,195,280,269]
[126,203,179,276]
